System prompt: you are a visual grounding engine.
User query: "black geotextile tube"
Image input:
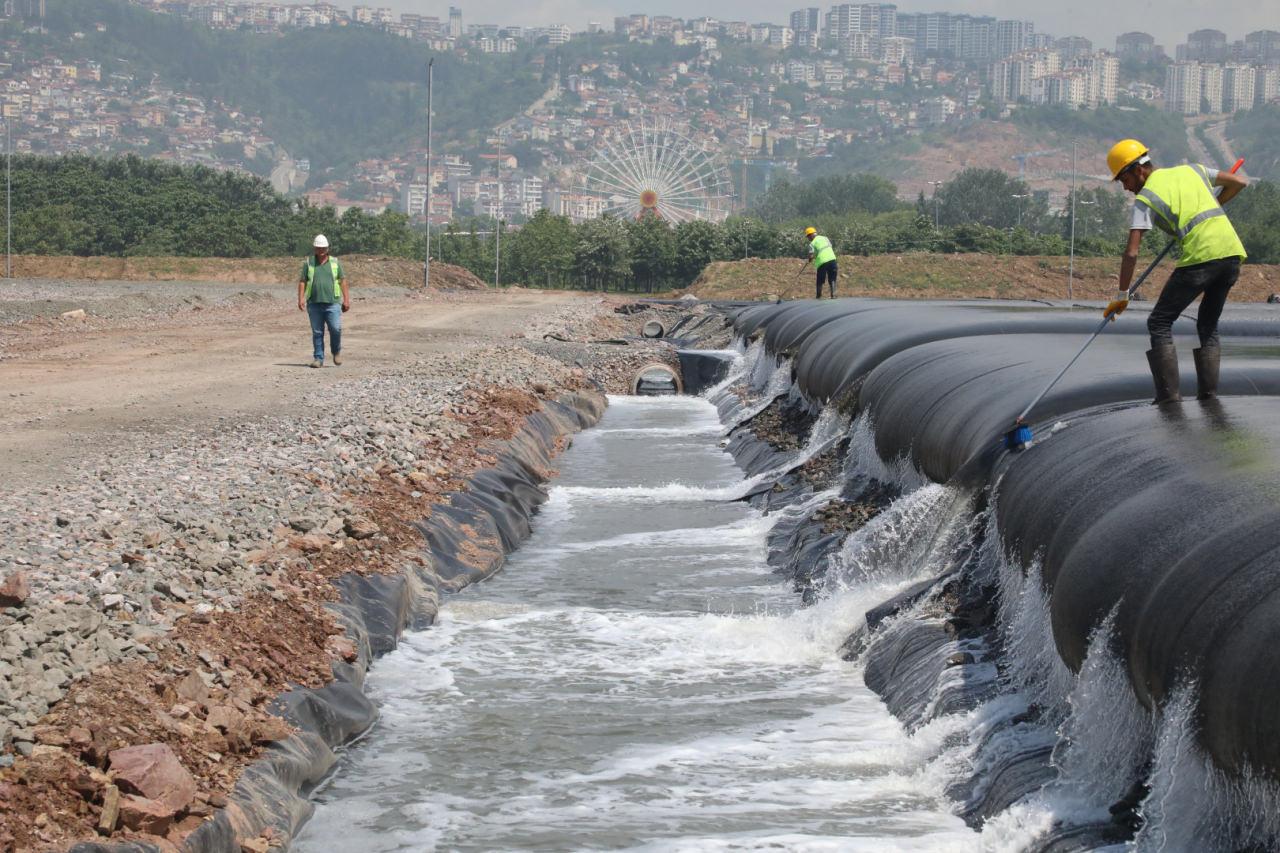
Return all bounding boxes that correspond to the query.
[739,298,1280,403]
[731,299,1280,785]
[69,391,606,853]
[858,333,1280,484]
[995,398,1280,779]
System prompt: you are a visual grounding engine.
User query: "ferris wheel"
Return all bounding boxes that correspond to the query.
[573,119,734,223]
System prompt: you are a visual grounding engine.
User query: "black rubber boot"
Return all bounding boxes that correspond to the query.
[1146,345,1183,405]
[1192,346,1220,400]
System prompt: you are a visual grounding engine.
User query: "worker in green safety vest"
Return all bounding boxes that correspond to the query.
[804,227,838,299]
[297,234,350,368]
[1104,139,1248,404]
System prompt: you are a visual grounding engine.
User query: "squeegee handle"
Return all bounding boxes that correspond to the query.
[1014,157,1244,425]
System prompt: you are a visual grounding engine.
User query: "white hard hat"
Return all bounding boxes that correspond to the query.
[313,234,329,249]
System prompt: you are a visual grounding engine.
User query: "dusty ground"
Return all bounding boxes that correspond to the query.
[0,281,564,488]
[0,278,686,852]
[687,255,1280,303]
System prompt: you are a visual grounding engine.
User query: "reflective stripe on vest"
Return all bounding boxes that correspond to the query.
[304,257,342,301]
[1135,164,1246,267]
[810,235,837,267]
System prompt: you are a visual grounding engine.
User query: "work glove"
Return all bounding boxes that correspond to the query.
[1103,291,1130,321]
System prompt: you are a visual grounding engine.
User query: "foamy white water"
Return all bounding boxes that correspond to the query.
[295,393,977,852]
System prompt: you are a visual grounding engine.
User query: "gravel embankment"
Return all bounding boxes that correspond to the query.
[0,290,701,851]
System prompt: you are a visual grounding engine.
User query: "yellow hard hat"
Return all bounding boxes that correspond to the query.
[1107,139,1149,180]
[804,227,817,237]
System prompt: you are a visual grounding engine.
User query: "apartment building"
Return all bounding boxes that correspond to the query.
[1164,62,1202,114]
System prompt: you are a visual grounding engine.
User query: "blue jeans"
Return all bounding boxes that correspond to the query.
[307,302,342,362]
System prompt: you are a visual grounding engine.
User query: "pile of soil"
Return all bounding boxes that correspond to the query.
[687,255,1280,303]
[6,256,486,291]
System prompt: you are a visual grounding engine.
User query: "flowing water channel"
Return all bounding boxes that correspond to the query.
[295,393,981,852]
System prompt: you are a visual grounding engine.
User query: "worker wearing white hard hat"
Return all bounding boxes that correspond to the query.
[297,234,350,368]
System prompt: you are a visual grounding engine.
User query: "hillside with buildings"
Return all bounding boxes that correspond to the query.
[1,0,1277,224]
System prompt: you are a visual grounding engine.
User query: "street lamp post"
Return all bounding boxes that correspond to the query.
[1011,193,1030,229]
[1066,141,1079,300]
[927,180,942,229]
[494,133,502,288]
[423,58,433,290]
[6,118,11,279]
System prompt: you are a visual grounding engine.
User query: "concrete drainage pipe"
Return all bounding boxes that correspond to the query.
[632,363,683,396]
[642,320,666,339]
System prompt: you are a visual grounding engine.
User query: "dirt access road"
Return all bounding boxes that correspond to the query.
[0,280,582,488]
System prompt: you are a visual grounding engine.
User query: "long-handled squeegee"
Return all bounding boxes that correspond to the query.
[1003,157,1245,452]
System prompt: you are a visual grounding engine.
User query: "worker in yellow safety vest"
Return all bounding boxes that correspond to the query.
[1104,139,1248,403]
[804,227,838,299]
[297,234,351,368]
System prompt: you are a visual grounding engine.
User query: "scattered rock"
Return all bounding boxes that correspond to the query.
[97,784,121,835]
[205,705,244,736]
[343,516,379,540]
[288,533,329,553]
[0,571,30,608]
[60,308,87,320]
[174,671,209,706]
[107,742,197,813]
[118,793,176,835]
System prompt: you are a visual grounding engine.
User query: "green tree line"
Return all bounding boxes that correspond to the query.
[1228,105,1280,181]
[7,154,420,257]
[8,155,1280,289]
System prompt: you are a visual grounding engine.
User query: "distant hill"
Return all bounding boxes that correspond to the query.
[1229,105,1280,181]
[802,103,1194,207]
[15,0,548,176]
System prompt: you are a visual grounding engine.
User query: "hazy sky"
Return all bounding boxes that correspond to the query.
[375,0,1276,51]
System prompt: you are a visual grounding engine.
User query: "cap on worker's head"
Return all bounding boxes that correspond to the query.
[313,234,330,249]
[804,227,817,237]
[1107,139,1150,180]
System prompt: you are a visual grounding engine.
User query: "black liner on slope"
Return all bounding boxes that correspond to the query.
[70,392,606,853]
[676,349,735,396]
[996,398,1280,779]
[731,298,1280,804]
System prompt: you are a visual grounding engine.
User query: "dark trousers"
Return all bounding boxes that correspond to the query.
[1147,257,1240,349]
[815,260,838,299]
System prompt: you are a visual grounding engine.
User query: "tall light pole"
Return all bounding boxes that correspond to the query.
[927,180,942,229]
[1011,193,1029,229]
[494,132,502,288]
[6,117,11,280]
[423,58,433,290]
[1067,141,1077,301]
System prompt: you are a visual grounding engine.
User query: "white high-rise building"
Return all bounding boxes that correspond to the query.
[1165,62,1202,114]
[1257,66,1280,105]
[1222,64,1255,112]
[789,7,819,34]
[825,3,895,42]
[994,19,1034,59]
[881,35,914,65]
[1081,52,1119,105]
[989,49,1060,103]
[1200,63,1224,113]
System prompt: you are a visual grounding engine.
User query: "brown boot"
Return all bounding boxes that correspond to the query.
[1192,347,1219,400]
[1146,346,1182,405]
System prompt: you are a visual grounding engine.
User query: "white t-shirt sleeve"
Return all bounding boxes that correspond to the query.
[1130,202,1153,231]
